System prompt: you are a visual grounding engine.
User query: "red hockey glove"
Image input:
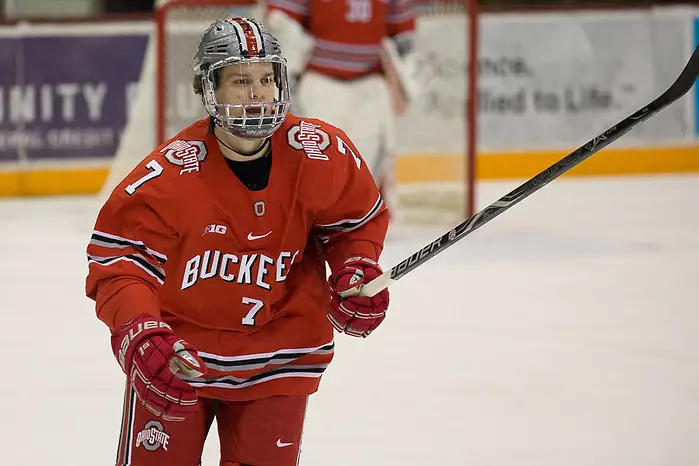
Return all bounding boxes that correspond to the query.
[329,257,390,338]
[111,314,207,421]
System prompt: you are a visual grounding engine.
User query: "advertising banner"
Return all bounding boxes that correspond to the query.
[0,36,19,164]
[1,7,698,197]
[396,9,693,154]
[0,32,148,163]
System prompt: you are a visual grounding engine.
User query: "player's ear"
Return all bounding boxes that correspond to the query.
[192,68,221,96]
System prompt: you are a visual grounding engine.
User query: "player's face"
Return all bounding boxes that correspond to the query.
[215,62,277,115]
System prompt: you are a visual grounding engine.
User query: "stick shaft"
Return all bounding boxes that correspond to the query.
[360,44,699,298]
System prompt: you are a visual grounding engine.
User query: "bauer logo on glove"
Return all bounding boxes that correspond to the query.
[110,315,207,421]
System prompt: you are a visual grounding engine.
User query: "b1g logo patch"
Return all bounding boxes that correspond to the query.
[287,121,330,160]
[203,223,228,235]
[160,140,207,175]
[135,420,170,452]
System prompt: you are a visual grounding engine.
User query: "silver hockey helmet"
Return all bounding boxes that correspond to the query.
[193,17,291,140]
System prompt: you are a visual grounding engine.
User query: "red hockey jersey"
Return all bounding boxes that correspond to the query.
[86,114,388,401]
[268,0,416,79]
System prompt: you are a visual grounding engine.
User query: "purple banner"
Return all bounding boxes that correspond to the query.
[0,36,18,163]
[0,33,148,162]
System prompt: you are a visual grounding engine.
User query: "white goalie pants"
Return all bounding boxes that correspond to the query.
[295,70,398,218]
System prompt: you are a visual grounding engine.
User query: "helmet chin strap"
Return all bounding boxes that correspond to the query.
[213,124,268,158]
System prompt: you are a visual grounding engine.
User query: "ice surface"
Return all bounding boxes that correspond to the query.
[1,175,698,466]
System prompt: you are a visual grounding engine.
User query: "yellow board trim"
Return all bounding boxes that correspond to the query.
[2,145,699,196]
[1,167,108,197]
[397,146,699,183]
[478,146,699,180]
[0,172,20,197]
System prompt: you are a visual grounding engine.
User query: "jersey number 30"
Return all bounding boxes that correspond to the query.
[346,0,372,23]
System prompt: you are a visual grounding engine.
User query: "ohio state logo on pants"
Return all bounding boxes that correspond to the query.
[135,420,171,451]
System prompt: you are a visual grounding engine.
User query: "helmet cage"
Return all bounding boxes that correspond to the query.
[200,55,291,140]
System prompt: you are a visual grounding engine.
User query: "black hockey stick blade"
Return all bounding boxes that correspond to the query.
[361,44,699,297]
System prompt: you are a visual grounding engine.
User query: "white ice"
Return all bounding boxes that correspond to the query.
[1,175,698,466]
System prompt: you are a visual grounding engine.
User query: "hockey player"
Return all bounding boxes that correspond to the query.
[86,17,390,466]
[266,0,417,221]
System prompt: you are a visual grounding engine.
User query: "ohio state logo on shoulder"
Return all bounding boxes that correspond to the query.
[160,140,207,175]
[287,121,330,160]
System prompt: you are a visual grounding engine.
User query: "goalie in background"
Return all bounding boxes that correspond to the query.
[266,0,419,224]
[86,17,390,466]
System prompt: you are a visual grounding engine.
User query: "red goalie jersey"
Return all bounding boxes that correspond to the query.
[267,0,416,80]
[86,114,388,402]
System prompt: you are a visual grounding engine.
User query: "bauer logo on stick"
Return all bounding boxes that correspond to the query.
[135,420,170,452]
[160,140,208,175]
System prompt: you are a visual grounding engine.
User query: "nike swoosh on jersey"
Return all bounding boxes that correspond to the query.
[247,231,272,241]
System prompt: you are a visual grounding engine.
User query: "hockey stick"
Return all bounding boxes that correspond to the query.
[360,44,699,298]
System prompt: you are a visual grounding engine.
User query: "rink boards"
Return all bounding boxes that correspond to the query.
[2,7,699,196]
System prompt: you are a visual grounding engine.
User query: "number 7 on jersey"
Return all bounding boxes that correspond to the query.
[125,160,164,195]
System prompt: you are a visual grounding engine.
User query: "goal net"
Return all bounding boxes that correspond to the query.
[102,0,478,224]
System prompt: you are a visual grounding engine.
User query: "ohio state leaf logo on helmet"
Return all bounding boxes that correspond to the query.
[287,121,330,160]
[160,140,207,175]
